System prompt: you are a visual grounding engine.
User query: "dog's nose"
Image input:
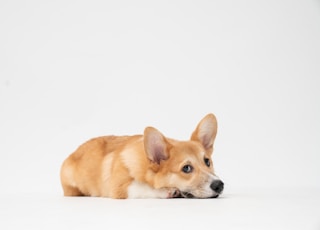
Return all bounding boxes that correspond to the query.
[210,180,224,194]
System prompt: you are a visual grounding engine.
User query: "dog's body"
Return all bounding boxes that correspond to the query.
[60,114,224,199]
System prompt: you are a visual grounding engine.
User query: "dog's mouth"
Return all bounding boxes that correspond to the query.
[210,194,219,198]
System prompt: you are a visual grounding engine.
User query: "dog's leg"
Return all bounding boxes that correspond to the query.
[60,160,84,196]
[127,181,179,199]
[62,184,84,196]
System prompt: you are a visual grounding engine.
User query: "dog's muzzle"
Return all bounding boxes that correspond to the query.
[180,179,224,198]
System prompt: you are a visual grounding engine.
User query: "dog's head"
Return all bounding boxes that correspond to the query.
[144,113,224,198]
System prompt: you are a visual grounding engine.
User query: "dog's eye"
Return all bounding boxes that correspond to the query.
[204,158,210,167]
[182,165,193,173]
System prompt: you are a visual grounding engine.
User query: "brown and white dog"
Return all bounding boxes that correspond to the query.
[60,113,224,199]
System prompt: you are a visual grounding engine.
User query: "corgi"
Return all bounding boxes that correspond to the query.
[60,113,224,199]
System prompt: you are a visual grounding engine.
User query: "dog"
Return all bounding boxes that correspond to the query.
[60,113,224,199]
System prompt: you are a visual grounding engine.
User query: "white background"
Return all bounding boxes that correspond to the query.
[1,0,320,229]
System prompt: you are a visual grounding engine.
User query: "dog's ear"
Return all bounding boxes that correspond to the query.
[191,113,217,153]
[144,127,170,164]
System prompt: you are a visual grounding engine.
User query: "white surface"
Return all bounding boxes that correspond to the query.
[1,188,319,230]
[0,0,320,229]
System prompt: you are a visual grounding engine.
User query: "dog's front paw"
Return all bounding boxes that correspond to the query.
[167,188,181,198]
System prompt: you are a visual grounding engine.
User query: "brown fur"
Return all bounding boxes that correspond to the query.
[60,113,223,199]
